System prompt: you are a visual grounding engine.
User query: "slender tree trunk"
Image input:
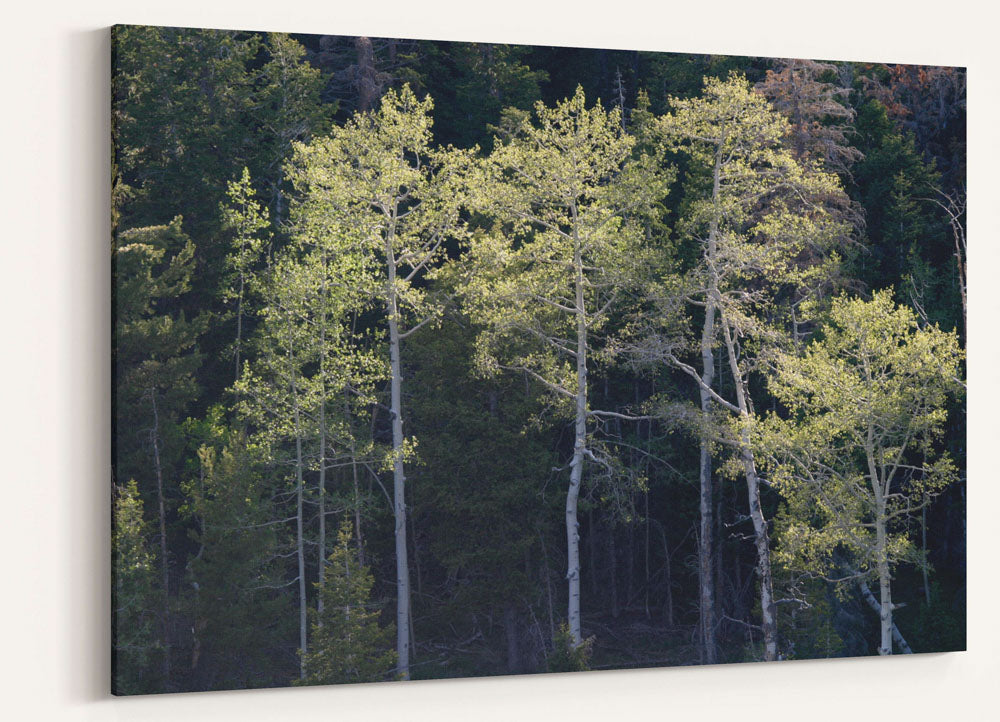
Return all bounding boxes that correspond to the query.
[644,486,651,619]
[346,393,365,567]
[588,510,597,598]
[626,519,635,613]
[720,318,778,661]
[288,333,307,679]
[149,391,171,685]
[944,196,967,341]
[317,281,327,617]
[876,507,893,655]
[698,337,717,662]
[566,217,588,648]
[714,469,724,631]
[743,445,778,661]
[858,576,912,653]
[355,37,378,112]
[410,501,423,597]
[386,243,411,679]
[661,527,674,628]
[539,527,556,641]
[610,530,619,618]
[697,144,724,665]
[865,438,894,656]
[235,272,244,382]
[922,502,931,606]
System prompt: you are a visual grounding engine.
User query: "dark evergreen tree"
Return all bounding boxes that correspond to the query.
[298,521,397,685]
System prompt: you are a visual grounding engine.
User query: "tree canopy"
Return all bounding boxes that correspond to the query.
[112,26,967,692]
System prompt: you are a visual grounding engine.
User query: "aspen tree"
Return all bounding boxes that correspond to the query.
[652,74,847,661]
[285,85,473,678]
[462,87,671,647]
[758,291,962,655]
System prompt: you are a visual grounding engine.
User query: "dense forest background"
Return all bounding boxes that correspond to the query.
[111,25,966,695]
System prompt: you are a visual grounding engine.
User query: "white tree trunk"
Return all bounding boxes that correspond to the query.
[720,319,778,661]
[695,144,726,664]
[317,278,327,617]
[288,334,307,679]
[566,225,588,648]
[866,441,894,656]
[387,254,412,679]
[876,510,893,655]
[698,296,718,664]
[743,445,778,661]
[858,576,912,654]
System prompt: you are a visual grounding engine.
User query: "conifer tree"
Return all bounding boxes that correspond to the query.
[112,480,160,695]
[181,411,293,689]
[298,521,397,686]
[756,58,862,174]
[114,217,208,685]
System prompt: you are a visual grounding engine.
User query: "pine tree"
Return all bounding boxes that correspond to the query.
[298,521,397,686]
[114,217,208,686]
[756,58,861,174]
[112,480,160,695]
[181,410,294,689]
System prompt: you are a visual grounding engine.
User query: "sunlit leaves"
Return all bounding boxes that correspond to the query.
[757,291,964,584]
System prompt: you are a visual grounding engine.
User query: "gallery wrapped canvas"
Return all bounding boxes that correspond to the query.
[111,24,966,694]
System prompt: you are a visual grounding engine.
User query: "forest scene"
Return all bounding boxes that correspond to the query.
[111,24,967,695]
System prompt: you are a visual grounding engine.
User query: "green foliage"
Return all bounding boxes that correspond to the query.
[285,83,474,328]
[461,85,672,408]
[297,522,397,685]
[251,33,335,219]
[547,623,594,672]
[636,53,758,112]
[405,319,560,638]
[113,26,335,414]
[904,582,965,653]
[180,410,293,689]
[233,160,383,463]
[849,99,959,332]
[114,217,208,535]
[775,577,845,660]
[113,26,260,234]
[112,480,161,695]
[221,168,270,299]
[660,73,849,308]
[110,31,967,689]
[114,27,331,235]
[220,168,271,375]
[758,291,964,588]
[421,42,548,149]
[635,72,852,480]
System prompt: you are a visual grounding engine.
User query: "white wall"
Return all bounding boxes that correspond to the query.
[2,2,997,719]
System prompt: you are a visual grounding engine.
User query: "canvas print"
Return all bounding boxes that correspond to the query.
[111,24,967,694]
